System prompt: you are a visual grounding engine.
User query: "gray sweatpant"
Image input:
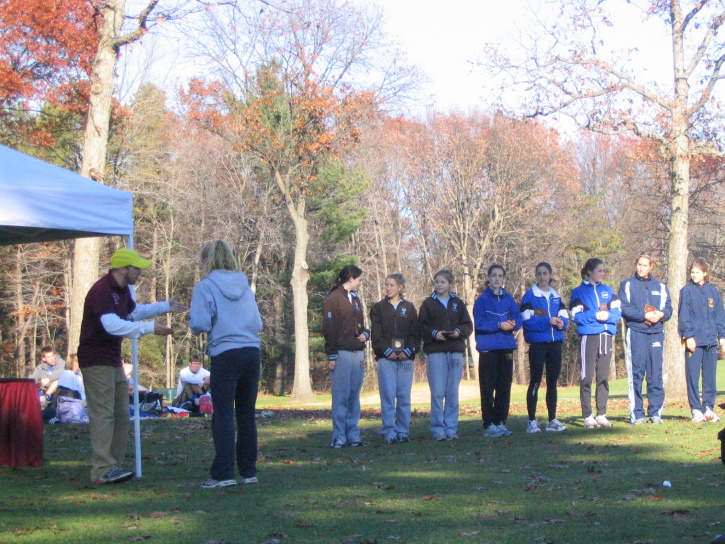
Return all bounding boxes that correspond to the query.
[580,334,613,418]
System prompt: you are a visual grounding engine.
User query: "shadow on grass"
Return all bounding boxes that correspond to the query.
[2,402,724,544]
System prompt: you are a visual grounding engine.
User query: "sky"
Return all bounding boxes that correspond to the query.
[119,0,675,118]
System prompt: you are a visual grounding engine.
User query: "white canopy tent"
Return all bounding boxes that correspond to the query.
[0,143,147,478]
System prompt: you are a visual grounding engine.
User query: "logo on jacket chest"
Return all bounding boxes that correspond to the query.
[451,302,458,312]
[112,293,120,306]
[354,301,361,311]
[400,307,408,317]
[600,292,609,300]
[709,298,714,308]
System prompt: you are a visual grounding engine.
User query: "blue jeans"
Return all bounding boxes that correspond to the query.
[330,350,365,444]
[377,357,414,438]
[209,347,260,481]
[426,352,463,437]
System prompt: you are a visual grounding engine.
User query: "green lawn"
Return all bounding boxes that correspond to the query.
[2,369,725,544]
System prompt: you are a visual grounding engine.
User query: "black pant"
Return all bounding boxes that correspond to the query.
[478,350,514,428]
[527,342,562,421]
[209,347,261,481]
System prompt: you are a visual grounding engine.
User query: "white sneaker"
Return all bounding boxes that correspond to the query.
[545,419,567,432]
[497,423,513,437]
[704,408,721,422]
[526,420,541,433]
[243,476,259,484]
[692,409,706,423]
[595,415,612,427]
[483,424,503,437]
[583,416,598,429]
[200,478,237,489]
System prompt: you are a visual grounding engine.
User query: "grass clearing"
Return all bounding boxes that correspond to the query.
[2,375,724,544]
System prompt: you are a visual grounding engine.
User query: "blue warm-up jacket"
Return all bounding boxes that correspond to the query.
[570,280,621,336]
[473,287,522,351]
[618,274,672,334]
[678,281,725,347]
[520,285,569,343]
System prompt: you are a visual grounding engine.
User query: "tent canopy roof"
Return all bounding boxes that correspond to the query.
[0,145,133,246]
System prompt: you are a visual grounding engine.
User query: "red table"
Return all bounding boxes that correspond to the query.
[0,378,43,467]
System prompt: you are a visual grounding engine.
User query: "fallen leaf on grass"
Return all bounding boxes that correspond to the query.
[129,536,152,542]
[622,495,637,501]
[260,540,281,544]
[90,493,108,500]
[374,509,394,514]
[126,513,141,520]
[459,531,481,536]
[422,495,436,501]
[147,512,168,518]
[647,493,664,501]
[344,535,363,542]
[672,514,689,522]
[661,510,689,516]
[296,522,314,528]
[376,484,395,490]
[383,519,399,524]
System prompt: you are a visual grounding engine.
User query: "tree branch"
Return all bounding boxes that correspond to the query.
[114,0,160,49]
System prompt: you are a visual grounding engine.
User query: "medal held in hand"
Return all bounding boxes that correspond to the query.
[644,304,658,326]
[533,309,547,317]
[391,338,405,352]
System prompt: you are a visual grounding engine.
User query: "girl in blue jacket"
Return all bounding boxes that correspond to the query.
[474,265,523,437]
[570,258,621,429]
[678,257,725,423]
[520,262,569,433]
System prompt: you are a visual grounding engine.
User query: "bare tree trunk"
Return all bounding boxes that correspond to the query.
[273,289,285,395]
[662,4,690,400]
[515,329,527,385]
[68,0,159,360]
[461,261,479,380]
[287,197,314,402]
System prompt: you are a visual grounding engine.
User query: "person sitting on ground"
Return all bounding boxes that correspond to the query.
[30,346,66,400]
[55,355,85,401]
[173,354,211,408]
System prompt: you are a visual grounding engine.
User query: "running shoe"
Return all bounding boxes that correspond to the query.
[545,419,567,432]
[691,409,706,423]
[496,423,513,437]
[583,416,598,429]
[483,424,503,438]
[704,408,721,422]
[200,478,237,489]
[526,420,541,434]
[92,466,134,485]
[595,415,612,427]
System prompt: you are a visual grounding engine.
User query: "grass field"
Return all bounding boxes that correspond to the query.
[2,372,724,544]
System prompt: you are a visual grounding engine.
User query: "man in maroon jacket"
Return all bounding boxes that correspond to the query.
[79,248,187,484]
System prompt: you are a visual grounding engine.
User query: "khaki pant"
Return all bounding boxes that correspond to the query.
[81,365,129,482]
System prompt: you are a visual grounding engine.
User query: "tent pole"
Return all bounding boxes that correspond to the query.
[128,234,142,479]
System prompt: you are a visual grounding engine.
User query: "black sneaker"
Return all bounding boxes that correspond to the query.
[93,466,134,485]
[348,440,364,447]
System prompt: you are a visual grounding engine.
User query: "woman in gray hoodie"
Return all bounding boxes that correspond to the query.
[190,240,263,489]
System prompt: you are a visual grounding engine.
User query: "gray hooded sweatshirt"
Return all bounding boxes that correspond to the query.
[189,270,263,357]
